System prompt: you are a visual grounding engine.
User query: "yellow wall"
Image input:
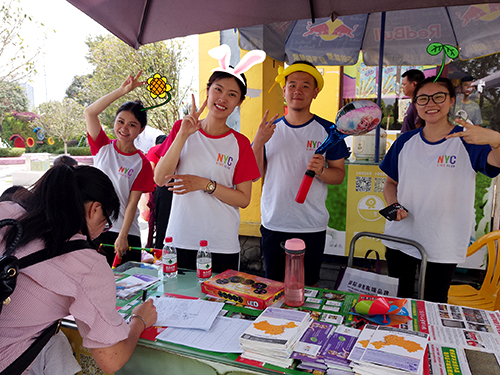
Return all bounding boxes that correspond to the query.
[311,66,342,121]
[198,34,341,237]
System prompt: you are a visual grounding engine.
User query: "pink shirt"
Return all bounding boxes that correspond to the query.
[0,202,130,371]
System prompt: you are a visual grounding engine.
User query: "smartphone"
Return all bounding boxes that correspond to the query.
[379,203,407,221]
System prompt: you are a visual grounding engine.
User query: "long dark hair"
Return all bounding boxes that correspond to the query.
[3,165,120,256]
[207,71,247,102]
[413,76,456,129]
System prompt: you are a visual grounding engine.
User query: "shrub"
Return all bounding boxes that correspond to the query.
[55,147,91,156]
[0,148,25,157]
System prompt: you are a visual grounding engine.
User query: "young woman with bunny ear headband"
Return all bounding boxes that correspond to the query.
[154,45,264,271]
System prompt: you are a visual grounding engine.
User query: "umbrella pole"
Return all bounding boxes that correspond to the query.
[375,11,386,163]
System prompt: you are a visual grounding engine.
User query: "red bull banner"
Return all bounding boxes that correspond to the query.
[239,4,500,67]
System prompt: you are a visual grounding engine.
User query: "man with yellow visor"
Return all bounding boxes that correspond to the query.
[253,61,350,286]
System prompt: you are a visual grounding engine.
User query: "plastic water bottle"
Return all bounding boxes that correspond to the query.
[282,238,306,307]
[162,236,178,278]
[196,240,212,282]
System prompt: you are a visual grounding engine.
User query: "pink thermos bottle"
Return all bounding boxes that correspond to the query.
[282,238,306,307]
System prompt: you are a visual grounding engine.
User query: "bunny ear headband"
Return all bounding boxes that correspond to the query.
[208,44,266,85]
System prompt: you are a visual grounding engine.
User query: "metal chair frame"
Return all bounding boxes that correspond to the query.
[348,231,428,300]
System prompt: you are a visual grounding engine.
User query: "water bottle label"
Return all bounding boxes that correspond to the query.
[197,261,212,279]
[163,259,177,273]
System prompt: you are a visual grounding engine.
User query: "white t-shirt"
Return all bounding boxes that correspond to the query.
[88,129,154,237]
[156,120,260,254]
[261,115,350,232]
[380,126,500,263]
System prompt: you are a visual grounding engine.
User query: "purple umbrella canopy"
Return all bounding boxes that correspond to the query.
[67,0,498,50]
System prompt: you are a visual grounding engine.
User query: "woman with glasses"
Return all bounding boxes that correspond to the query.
[0,165,157,373]
[379,76,500,303]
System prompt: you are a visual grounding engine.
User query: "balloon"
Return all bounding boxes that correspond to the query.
[352,297,411,326]
[295,100,382,204]
[335,100,382,136]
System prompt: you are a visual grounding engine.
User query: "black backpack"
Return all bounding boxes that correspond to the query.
[0,218,91,375]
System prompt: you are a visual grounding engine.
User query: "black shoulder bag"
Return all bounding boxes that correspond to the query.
[0,218,91,375]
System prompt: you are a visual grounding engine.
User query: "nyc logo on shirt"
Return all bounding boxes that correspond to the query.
[436,154,457,168]
[118,166,135,178]
[216,153,233,170]
[306,139,324,151]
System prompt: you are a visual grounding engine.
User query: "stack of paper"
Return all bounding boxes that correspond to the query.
[292,322,360,373]
[320,325,360,371]
[348,325,429,375]
[239,307,312,368]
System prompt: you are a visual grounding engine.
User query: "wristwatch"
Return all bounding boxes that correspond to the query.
[204,180,217,194]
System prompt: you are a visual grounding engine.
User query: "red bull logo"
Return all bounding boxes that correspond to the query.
[273,21,293,36]
[302,19,358,41]
[374,25,440,42]
[457,4,500,26]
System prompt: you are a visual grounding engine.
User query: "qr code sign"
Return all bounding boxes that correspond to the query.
[374,177,385,193]
[355,176,371,192]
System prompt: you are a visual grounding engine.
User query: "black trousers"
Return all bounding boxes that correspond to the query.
[385,247,457,303]
[260,226,326,286]
[176,248,240,273]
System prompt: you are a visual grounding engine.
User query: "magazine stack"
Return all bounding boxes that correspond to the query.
[292,322,361,374]
[347,325,429,375]
[239,307,312,368]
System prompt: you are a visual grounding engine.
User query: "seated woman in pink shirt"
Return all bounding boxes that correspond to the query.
[0,165,157,374]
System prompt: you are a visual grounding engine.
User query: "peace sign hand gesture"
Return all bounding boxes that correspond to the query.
[179,94,207,137]
[120,71,145,94]
[446,118,500,149]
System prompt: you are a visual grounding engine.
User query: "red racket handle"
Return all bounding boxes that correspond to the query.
[111,254,122,269]
[295,170,315,204]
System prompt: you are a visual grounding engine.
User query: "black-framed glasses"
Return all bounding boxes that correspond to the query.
[414,92,449,106]
[102,211,113,233]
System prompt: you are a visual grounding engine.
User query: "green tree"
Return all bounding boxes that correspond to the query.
[0,81,29,142]
[0,0,46,84]
[65,74,93,107]
[34,99,86,154]
[83,35,190,133]
[452,53,500,131]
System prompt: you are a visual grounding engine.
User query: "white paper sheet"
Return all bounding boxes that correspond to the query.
[153,297,224,330]
[156,316,252,353]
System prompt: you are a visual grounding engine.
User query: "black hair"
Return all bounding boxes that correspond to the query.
[3,165,120,256]
[155,134,167,145]
[207,70,247,102]
[461,75,474,83]
[413,76,456,128]
[0,186,28,203]
[53,155,78,167]
[116,100,147,128]
[402,69,425,84]
[287,60,319,88]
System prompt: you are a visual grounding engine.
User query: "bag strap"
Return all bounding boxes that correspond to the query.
[0,320,60,375]
[18,240,92,270]
[0,219,23,257]
[363,249,381,274]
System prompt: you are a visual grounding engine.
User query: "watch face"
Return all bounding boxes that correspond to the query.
[205,181,215,193]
